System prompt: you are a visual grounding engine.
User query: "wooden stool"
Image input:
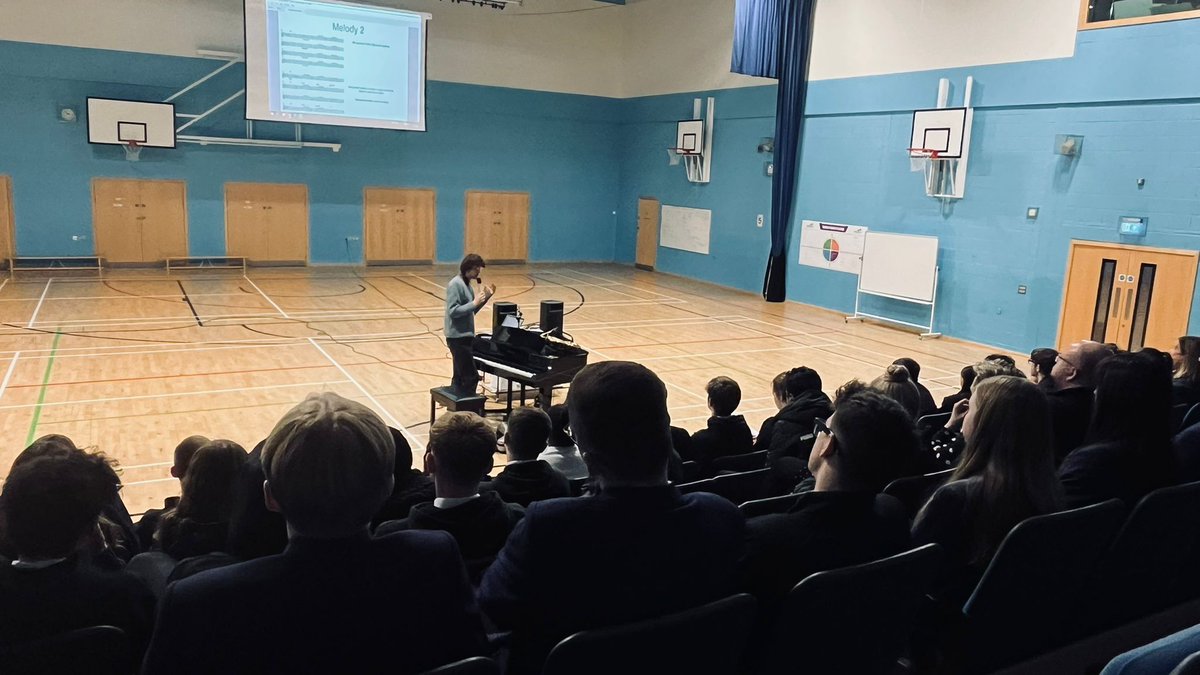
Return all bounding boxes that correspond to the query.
[430,387,486,424]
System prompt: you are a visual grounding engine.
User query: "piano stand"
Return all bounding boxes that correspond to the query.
[429,387,486,425]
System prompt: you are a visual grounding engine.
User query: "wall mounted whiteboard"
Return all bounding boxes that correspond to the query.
[660,205,711,255]
[859,232,939,302]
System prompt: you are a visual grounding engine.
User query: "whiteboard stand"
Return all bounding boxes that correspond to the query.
[846,266,942,339]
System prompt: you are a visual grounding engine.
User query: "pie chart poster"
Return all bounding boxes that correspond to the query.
[798,220,867,274]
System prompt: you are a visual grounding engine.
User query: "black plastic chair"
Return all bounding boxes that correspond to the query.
[679,461,703,484]
[679,468,773,505]
[541,593,757,675]
[1084,481,1200,631]
[712,450,768,473]
[568,477,589,497]
[882,468,955,518]
[1173,404,1192,433]
[739,493,801,518]
[1173,651,1200,675]
[1182,404,1200,433]
[758,544,944,675]
[916,412,952,444]
[956,499,1127,673]
[419,656,501,675]
[0,625,133,675]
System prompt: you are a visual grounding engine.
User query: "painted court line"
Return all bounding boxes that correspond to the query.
[244,277,290,319]
[0,277,9,295]
[26,279,51,328]
[306,337,425,452]
[634,343,842,362]
[0,351,20,402]
[0,379,348,413]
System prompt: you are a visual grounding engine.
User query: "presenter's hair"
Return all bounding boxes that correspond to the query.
[460,254,486,276]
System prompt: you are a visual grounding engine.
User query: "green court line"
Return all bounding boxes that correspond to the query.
[25,329,62,446]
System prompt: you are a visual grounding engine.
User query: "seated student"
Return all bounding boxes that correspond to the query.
[538,404,588,480]
[939,365,977,413]
[136,435,209,551]
[372,427,436,526]
[690,376,754,468]
[913,376,1062,604]
[870,364,922,419]
[894,357,939,416]
[753,371,791,451]
[1028,348,1058,387]
[488,407,571,507]
[154,440,248,560]
[0,448,156,652]
[377,411,525,582]
[742,382,914,603]
[922,360,1026,472]
[142,392,488,675]
[225,439,288,560]
[764,366,834,488]
[1046,340,1117,463]
[985,354,1017,368]
[479,362,744,675]
[1059,351,1178,508]
[1170,336,1200,408]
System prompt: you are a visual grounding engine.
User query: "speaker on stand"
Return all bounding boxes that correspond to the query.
[540,300,564,338]
[492,302,519,333]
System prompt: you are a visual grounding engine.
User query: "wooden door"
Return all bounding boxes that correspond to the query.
[1057,241,1198,352]
[265,184,308,263]
[464,190,529,262]
[136,180,188,261]
[225,183,271,260]
[92,179,144,263]
[363,188,435,263]
[636,197,659,269]
[0,176,14,262]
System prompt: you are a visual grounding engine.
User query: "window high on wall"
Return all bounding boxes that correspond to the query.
[1081,0,1200,29]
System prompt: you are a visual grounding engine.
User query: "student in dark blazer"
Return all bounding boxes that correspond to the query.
[488,407,570,507]
[742,382,915,603]
[763,367,834,490]
[142,392,488,675]
[1046,340,1115,463]
[894,357,939,417]
[690,376,754,470]
[136,434,209,551]
[377,411,525,583]
[479,362,745,675]
[372,427,436,526]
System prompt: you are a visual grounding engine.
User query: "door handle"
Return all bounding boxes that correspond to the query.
[1125,288,1134,320]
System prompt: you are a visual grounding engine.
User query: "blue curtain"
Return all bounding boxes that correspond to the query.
[733,0,818,302]
[731,0,780,78]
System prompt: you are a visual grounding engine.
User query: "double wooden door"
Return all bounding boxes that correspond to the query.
[636,197,660,269]
[363,188,435,263]
[92,179,188,264]
[225,183,309,264]
[464,191,529,262]
[1058,241,1198,352]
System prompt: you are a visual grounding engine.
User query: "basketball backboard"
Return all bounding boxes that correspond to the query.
[86,98,177,148]
[675,119,704,155]
[910,107,967,159]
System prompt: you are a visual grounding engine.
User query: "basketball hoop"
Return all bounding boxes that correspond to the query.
[667,147,699,166]
[908,147,956,199]
[123,140,142,162]
[908,147,940,172]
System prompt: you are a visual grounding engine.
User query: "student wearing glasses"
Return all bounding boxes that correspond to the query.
[741,381,915,604]
[1046,341,1117,463]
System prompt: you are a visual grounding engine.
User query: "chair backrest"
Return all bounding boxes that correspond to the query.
[679,461,702,484]
[1172,651,1200,675]
[962,499,1127,672]
[680,468,773,504]
[739,493,801,518]
[0,625,133,675]
[916,412,952,443]
[882,468,955,518]
[1182,404,1200,433]
[759,544,944,675]
[568,477,589,497]
[419,656,501,675]
[712,450,768,473]
[541,593,757,675]
[1173,403,1192,432]
[1090,481,1200,628]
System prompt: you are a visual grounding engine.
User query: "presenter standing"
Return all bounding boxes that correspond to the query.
[445,253,495,395]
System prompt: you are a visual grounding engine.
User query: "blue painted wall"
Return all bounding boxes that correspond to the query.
[618,19,1200,352]
[0,41,622,264]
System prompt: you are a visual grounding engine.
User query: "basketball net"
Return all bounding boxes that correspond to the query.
[909,148,955,198]
[123,141,142,162]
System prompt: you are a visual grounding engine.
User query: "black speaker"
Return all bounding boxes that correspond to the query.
[492,302,518,333]
[540,300,564,337]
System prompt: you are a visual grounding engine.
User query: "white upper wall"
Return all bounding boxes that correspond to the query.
[0,0,1080,98]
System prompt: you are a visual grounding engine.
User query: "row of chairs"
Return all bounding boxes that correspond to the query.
[916,402,1200,448]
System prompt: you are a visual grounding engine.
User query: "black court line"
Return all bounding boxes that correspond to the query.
[178,280,203,327]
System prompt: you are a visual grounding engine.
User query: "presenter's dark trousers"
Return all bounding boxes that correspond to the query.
[447,336,479,395]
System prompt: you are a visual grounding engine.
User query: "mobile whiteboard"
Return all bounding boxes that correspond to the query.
[660,205,711,255]
[849,232,941,338]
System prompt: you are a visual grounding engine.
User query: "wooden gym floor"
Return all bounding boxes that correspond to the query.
[0,263,1020,515]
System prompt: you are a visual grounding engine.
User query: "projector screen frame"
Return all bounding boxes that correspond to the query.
[243,0,431,132]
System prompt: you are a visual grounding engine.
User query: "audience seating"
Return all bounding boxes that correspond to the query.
[1182,404,1200,433]
[1085,481,1200,632]
[679,460,703,484]
[568,477,589,497]
[758,544,943,675]
[883,468,955,518]
[540,593,757,675]
[418,656,501,675]
[678,468,774,505]
[738,493,801,518]
[916,412,952,444]
[1174,651,1200,675]
[712,450,768,473]
[955,499,1127,673]
[1173,404,1192,433]
[0,625,133,675]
